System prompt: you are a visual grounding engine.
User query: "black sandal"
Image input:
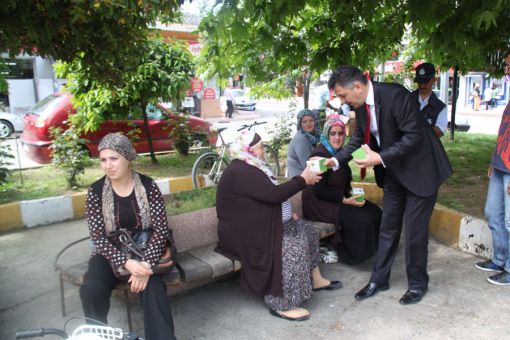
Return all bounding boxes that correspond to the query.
[269,308,310,321]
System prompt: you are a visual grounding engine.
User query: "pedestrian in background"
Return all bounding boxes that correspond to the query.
[224,87,235,118]
[484,85,494,111]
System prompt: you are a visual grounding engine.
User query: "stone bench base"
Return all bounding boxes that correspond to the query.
[54,213,335,331]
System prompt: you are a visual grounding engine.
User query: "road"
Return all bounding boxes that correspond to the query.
[2,218,510,340]
[0,98,504,170]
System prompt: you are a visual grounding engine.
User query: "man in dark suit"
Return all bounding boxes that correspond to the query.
[325,65,452,304]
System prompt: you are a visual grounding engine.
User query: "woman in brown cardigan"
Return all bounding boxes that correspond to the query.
[303,115,382,264]
[216,131,341,321]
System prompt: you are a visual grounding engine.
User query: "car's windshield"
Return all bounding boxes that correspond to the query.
[29,95,66,117]
[231,90,245,97]
[145,104,167,120]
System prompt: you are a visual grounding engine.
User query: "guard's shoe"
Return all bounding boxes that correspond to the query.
[487,271,510,286]
[475,260,503,272]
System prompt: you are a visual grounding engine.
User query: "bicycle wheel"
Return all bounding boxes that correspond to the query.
[191,152,229,189]
[264,144,280,177]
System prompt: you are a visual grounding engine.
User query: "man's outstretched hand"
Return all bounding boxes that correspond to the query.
[353,144,382,168]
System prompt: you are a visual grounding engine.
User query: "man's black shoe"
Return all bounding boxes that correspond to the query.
[354,282,389,300]
[399,288,427,305]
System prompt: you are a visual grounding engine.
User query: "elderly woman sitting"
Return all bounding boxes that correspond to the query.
[287,109,320,177]
[303,115,382,264]
[216,131,341,321]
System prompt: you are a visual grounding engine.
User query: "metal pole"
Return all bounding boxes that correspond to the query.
[450,66,459,141]
[14,135,23,185]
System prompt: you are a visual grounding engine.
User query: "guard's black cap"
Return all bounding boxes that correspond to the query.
[414,63,436,83]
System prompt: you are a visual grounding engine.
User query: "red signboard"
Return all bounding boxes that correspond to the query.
[191,77,203,92]
[187,41,203,56]
[202,88,216,99]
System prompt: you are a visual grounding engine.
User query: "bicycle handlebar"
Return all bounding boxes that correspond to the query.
[237,121,267,132]
[16,328,68,339]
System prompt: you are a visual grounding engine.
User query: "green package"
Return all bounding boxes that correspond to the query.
[352,188,365,202]
[351,147,367,160]
[318,158,327,172]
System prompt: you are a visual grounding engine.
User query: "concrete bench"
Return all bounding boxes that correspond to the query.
[54,191,335,330]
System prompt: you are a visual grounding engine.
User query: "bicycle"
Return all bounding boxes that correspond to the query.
[191,121,280,189]
[16,321,142,340]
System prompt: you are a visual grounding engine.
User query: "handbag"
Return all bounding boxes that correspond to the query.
[116,228,176,279]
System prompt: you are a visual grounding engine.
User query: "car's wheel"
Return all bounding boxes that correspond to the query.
[0,120,14,138]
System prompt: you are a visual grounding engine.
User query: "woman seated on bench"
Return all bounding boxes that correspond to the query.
[215,131,341,321]
[287,109,320,177]
[80,133,176,340]
[303,115,382,264]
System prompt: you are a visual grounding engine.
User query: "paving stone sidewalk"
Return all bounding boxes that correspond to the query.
[1,219,509,340]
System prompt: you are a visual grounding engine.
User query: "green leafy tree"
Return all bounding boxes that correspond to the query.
[0,0,186,83]
[0,60,8,98]
[199,0,509,109]
[407,0,510,75]
[55,38,194,164]
[198,0,405,107]
[49,126,89,188]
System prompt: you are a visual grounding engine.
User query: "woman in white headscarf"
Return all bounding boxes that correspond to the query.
[216,131,341,321]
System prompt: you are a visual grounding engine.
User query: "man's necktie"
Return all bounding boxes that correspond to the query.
[360,103,371,180]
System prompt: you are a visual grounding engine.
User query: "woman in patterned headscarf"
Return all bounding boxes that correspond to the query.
[216,130,341,321]
[80,133,177,340]
[287,109,320,177]
[302,115,382,264]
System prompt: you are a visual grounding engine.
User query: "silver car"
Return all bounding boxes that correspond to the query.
[231,89,256,111]
[0,111,25,138]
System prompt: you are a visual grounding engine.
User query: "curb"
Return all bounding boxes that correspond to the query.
[0,176,197,233]
[349,183,491,259]
[0,179,493,260]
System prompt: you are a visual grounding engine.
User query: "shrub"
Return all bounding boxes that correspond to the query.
[167,114,192,156]
[49,126,89,188]
[0,139,14,185]
[266,111,295,155]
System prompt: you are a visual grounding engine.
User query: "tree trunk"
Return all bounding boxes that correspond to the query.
[450,66,459,141]
[141,102,158,164]
[303,69,311,109]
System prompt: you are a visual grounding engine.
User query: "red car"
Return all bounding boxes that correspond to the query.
[21,93,217,164]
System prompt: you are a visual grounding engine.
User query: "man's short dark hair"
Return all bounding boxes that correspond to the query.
[328,65,368,90]
[505,48,510,59]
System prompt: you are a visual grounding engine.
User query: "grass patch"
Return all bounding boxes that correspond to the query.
[0,152,201,204]
[438,132,495,218]
[165,186,216,215]
[0,132,498,219]
[348,132,495,217]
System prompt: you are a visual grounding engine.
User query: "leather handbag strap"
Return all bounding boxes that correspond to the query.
[118,229,145,259]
